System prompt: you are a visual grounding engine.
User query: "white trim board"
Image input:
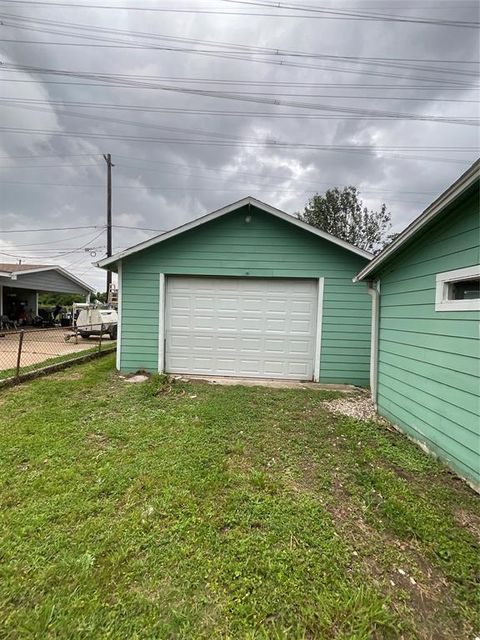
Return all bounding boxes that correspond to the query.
[367,281,380,406]
[435,264,480,312]
[115,261,123,370]
[313,277,325,383]
[97,196,372,269]
[162,275,320,380]
[158,273,166,373]
[354,159,480,283]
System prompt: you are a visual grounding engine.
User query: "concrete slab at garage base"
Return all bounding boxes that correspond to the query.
[175,374,356,391]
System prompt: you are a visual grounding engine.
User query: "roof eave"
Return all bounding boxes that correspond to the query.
[353,159,480,283]
[2,266,96,293]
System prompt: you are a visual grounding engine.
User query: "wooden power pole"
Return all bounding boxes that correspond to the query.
[103,153,114,298]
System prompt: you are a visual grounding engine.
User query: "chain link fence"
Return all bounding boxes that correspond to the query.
[0,324,116,383]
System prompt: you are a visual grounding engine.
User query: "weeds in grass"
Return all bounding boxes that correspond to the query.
[0,355,478,639]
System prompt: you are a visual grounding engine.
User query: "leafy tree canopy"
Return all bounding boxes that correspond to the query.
[38,291,106,307]
[299,186,391,253]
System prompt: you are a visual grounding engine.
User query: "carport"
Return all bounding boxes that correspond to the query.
[0,264,95,325]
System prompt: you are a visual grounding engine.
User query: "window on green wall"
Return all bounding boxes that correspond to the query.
[451,279,480,300]
[436,265,480,311]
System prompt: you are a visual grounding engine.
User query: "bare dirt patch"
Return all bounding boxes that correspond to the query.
[87,433,111,449]
[52,370,83,381]
[322,472,470,640]
[454,508,480,542]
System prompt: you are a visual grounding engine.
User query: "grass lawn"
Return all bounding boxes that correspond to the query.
[0,355,478,639]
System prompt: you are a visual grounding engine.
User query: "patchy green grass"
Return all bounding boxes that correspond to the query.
[0,356,478,639]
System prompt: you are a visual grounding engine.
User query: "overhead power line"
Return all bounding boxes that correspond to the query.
[0,154,444,196]
[4,229,106,246]
[0,229,105,259]
[1,36,477,72]
[0,0,477,27]
[0,127,476,166]
[0,96,477,126]
[0,13,476,85]
[2,75,478,88]
[1,93,478,105]
[0,224,103,233]
[0,161,101,169]
[0,153,102,160]
[0,150,449,196]
[0,128,476,167]
[0,224,166,233]
[1,92,477,124]
[1,65,476,127]
[0,180,466,200]
[4,77,478,108]
[219,0,480,27]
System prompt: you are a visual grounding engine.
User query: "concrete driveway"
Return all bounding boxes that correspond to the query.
[0,328,106,372]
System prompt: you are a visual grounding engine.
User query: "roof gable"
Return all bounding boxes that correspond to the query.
[97,196,372,269]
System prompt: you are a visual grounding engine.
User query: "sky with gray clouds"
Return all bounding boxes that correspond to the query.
[0,0,478,292]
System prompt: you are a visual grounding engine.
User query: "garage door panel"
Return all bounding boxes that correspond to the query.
[217,336,237,349]
[265,318,288,332]
[291,320,312,333]
[263,361,285,375]
[168,314,190,329]
[216,359,237,372]
[287,362,311,376]
[290,301,314,314]
[243,298,264,311]
[289,340,312,355]
[165,277,318,379]
[170,333,191,347]
[239,337,262,351]
[194,296,215,311]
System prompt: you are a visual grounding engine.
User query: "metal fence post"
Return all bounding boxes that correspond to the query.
[16,330,24,379]
[98,323,103,352]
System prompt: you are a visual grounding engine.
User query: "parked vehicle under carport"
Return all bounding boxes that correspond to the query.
[74,304,118,340]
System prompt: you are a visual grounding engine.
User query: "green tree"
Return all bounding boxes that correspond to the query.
[38,291,106,307]
[380,231,401,252]
[299,186,391,253]
[38,293,87,307]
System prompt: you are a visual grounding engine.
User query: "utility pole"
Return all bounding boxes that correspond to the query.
[103,153,114,299]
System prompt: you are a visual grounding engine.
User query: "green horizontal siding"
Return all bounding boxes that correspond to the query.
[120,205,371,384]
[376,190,480,488]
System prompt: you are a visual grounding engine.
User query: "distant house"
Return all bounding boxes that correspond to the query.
[355,160,479,490]
[0,264,95,320]
[98,196,373,385]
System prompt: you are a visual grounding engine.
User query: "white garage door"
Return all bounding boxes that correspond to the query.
[165,276,319,380]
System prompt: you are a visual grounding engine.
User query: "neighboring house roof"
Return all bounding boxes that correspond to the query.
[97,196,373,269]
[0,263,96,293]
[354,158,480,283]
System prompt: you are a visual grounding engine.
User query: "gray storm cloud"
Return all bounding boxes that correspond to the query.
[0,0,478,290]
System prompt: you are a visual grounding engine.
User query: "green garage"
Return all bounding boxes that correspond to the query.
[98,197,373,385]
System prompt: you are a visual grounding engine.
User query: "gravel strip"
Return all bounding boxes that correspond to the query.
[323,394,386,423]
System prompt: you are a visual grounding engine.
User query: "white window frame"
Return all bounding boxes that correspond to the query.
[435,265,480,312]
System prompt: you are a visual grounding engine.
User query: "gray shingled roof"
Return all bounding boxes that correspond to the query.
[0,263,55,273]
